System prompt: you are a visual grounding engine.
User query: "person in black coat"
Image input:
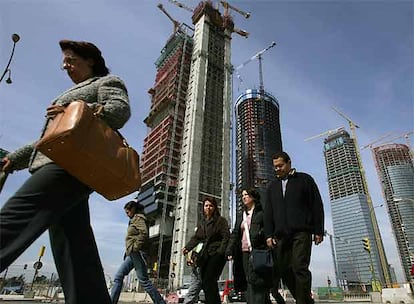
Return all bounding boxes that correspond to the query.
[226,188,273,304]
[264,151,324,304]
[182,197,230,304]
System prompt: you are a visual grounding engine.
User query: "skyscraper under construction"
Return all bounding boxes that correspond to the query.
[235,89,282,207]
[372,143,414,282]
[137,28,193,282]
[323,129,389,289]
[169,1,234,286]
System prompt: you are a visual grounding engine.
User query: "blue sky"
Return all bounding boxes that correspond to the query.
[1,0,413,287]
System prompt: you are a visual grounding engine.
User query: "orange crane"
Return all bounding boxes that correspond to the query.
[157,3,182,33]
[219,0,250,38]
[220,0,250,19]
[235,41,276,93]
[332,106,392,288]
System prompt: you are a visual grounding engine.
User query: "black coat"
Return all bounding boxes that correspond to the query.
[264,172,324,239]
[225,202,267,291]
[185,213,230,258]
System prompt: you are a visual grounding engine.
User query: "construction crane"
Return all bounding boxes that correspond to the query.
[324,230,340,287]
[304,126,344,142]
[219,1,250,38]
[380,131,414,148]
[332,106,392,288]
[167,0,194,12]
[361,131,396,150]
[220,0,251,19]
[157,3,182,34]
[235,41,276,93]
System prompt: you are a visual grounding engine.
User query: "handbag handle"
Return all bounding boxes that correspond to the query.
[93,104,131,148]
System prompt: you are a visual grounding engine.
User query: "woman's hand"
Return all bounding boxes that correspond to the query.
[182,247,189,255]
[46,105,66,119]
[227,255,233,261]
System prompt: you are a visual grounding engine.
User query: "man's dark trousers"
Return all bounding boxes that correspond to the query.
[274,231,313,304]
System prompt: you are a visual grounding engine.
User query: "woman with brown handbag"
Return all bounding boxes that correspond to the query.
[0,40,130,304]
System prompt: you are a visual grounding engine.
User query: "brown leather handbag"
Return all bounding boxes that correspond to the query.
[36,100,141,200]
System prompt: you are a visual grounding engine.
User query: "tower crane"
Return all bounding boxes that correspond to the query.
[304,126,344,142]
[235,41,277,93]
[157,3,182,34]
[219,1,250,38]
[332,106,392,288]
[220,0,251,19]
[167,0,194,12]
[361,132,396,150]
[380,131,413,148]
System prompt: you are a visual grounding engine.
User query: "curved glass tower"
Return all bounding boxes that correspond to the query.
[235,89,282,208]
[373,143,414,282]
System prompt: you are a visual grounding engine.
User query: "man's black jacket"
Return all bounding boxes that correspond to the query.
[264,172,324,239]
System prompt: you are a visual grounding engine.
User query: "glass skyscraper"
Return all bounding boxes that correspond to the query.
[235,89,282,209]
[324,129,387,289]
[373,143,414,282]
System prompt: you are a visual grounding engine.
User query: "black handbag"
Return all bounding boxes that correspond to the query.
[249,248,273,273]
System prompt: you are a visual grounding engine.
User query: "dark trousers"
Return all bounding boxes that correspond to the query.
[0,163,111,304]
[242,252,270,304]
[274,232,313,304]
[200,254,226,304]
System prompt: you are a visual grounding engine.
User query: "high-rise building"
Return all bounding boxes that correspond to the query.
[137,30,193,282]
[372,143,414,282]
[324,129,389,289]
[235,89,282,207]
[169,1,232,286]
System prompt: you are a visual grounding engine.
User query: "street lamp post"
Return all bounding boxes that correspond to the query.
[0,33,20,84]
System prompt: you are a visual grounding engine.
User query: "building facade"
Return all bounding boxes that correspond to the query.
[324,129,388,289]
[137,30,193,283]
[235,89,282,208]
[373,143,414,282]
[169,1,232,287]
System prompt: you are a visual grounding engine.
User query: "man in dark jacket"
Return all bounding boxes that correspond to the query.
[264,152,324,304]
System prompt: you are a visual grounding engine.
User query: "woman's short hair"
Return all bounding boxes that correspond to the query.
[59,40,109,76]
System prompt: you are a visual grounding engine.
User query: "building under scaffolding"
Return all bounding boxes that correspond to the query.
[235,89,282,207]
[137,29,193,284]
[169,1,233,287]
[372,143,414,283]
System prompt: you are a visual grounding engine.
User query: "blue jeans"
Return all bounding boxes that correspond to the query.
[110,253,166,304]
[183,267,202,304]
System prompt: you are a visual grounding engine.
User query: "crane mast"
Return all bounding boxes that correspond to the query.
[332,106,392,288]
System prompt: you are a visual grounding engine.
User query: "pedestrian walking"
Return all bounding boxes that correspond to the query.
[110,201,166,304]
[0,39,131,304]
[182,197,230,304]
[264,151,324,304]
[226,188,272,304]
